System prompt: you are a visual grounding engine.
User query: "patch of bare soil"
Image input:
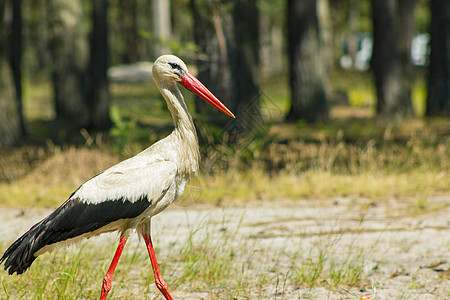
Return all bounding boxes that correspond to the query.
[1,196,449,299]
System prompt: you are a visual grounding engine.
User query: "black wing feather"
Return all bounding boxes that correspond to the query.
[1,196,151,275]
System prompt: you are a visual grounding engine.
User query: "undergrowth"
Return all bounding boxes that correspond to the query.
[188,126,449,205]
[0,126,448,208]
[1,74,448,207]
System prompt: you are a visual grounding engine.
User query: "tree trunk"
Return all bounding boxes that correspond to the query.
[347,0,360,69]
[426,0,450,116]
[0,0,22,148]
[231,0,261,124]
[190,0,235,119]
[7,0,25,137]
[88,0,111,131]
[26,1,51,77]
[48,0,89,128]
[317,0,337,103]
[396,0,415,113]
[120,0,140,63]
[152,0,171,57]
[317,0,333,75]
[190,0,261,124]
[286,0,329,123]
[371,0,415,120]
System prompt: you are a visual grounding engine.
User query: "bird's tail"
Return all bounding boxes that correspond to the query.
[1,220,46,275]
[1,199,75,275]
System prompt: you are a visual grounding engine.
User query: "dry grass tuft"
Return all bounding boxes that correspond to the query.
[0,147,119,207]
[20,147,119,186]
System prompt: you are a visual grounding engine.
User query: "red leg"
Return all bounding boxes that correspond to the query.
[143,234,173,300]
[100,236,128,300]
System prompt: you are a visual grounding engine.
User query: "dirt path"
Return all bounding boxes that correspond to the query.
[1,196,449,299]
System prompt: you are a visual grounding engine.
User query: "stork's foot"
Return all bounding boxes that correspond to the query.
[100,276,112,300]
[155,277,173,300]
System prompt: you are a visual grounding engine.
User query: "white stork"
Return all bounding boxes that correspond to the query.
[1,55,235,300]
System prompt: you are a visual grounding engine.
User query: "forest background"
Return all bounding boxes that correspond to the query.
[0,1,449,298]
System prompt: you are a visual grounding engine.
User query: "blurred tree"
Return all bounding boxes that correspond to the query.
[120,0,140,63]
[231,0,261,123]
[346,0,360,67]
[286,0,329,123]
[48,0,89,128]
[328,0,372,69]
[317,0,332,75]
[190,0,261,124]
[88,0,112,131]
[317,0,340,104]
[190,0,234,117]
[23,0,51,79]
[0,0,23,147]
[259,0,284,76]
[7,0,25,137]
[426,0,450,116]
[152,0,171,57]
[371,0,415,120]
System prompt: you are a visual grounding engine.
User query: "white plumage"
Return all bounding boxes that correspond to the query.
[1,55,234,300]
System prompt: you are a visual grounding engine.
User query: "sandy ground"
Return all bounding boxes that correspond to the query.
[0,196,449,299]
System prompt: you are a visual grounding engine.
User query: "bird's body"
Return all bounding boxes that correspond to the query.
[1,55,234,300]
[16,125,197,263]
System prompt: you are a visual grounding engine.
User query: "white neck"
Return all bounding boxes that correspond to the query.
[156,80,200,176]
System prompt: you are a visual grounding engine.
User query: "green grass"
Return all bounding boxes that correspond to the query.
[0,239,165,299]
[288,229,375,293]
[167,216,260,298]
[0,217,378,300]
[0,244,102,299]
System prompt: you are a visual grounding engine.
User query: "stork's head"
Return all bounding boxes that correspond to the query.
[153,55,235,118]
[153,55,188,82]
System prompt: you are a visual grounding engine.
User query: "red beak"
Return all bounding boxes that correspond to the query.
[180,72,235,118]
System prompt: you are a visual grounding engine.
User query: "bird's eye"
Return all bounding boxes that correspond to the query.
[168,62,180,69]
[168,62,186,77]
